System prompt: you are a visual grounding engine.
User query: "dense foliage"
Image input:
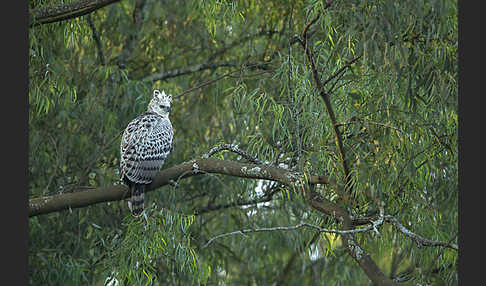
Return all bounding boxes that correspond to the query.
[29,0,458,285]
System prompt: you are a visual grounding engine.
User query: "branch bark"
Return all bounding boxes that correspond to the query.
[28,158,333,217]
[29,0,121,27]
[306,193,405,286]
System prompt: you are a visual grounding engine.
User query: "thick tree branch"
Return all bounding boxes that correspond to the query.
[29,0,121,27]
[29,158,334,217]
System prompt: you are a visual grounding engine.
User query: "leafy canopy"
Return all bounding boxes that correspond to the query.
[29,0,457,285]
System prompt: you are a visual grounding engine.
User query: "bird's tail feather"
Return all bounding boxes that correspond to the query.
[129,184,145,217]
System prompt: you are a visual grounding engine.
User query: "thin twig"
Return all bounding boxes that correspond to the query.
[199,211,459,251]
[301,12,322,39]
[300,1,334,38]
[336,118,405,134]
[195,186,282,215]
[175,72,232,99]
[424,233,458,278]
[203,144,265,165]
[142,62,237,83]
[208,30,280,62]
[322,55,362,90]
[203,223,358,248]
[173,62,274,99]
[203,204,385,248]
[385,216,458,250]
[352,213,459,251]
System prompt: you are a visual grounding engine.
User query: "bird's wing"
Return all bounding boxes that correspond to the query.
[120,114,173,184]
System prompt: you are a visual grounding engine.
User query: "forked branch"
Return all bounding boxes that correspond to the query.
[299,8,350,186]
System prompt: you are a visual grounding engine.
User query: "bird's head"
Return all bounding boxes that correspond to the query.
[148,89,172,117]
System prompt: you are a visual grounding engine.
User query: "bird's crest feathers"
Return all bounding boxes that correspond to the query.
[153,89,172,104]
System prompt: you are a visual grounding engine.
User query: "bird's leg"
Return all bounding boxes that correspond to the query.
[143,212,149,226]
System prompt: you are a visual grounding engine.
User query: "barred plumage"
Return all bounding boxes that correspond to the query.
[120,90,174,216]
